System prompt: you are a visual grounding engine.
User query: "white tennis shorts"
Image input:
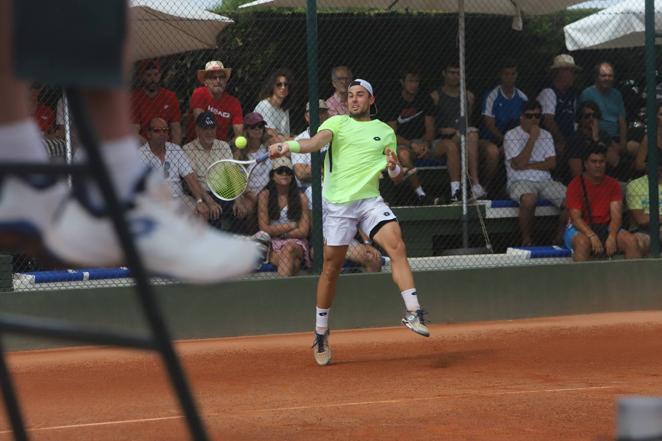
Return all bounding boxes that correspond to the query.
[323,196,396,246]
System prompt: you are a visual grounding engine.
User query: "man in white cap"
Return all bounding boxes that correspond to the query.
[269,79,430,366]
[537,54,582,156]
[188,60,244,143]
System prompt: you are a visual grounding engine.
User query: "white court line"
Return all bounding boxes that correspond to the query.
[0,385,618,434]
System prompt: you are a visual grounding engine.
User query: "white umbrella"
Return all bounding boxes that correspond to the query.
[130,0,233,61]
[564,0,662,50]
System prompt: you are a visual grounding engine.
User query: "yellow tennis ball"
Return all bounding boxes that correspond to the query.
[235,136,247,149]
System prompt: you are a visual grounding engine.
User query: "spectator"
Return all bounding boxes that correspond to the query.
[634,102,662,174]
[325,65,352,116]
[233,112,272,233]
[139,117,220,221]
[254,68,293,141]
[627,155,662,256]
[431,62,487,201]
[538,54,582,155]
[131,59,182,145]
[567,101,617,182]
[257,157,311,277]
[382,67,437,203]
[188,60,243,142]
[579,62,633,172]
[504,100,567,246]
[565,141,640,261]
[292,99,330,194]
[182,111,232,226]
[479,60,527,191]
[29,82,54,136]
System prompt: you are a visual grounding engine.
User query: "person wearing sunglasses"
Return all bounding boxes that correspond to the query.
[232,112,273,234]
[254,68,294,142]
[567,101,615,181]
[188,60,244,143]
[256,157,311,277]
[504,100,568,246]
[139,118,220,222]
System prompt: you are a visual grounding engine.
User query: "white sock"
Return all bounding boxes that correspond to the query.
[315,307,330,334]
[414,186,426,197]
[401,288,421,312]
[0,119,48,162]
[450,181,460,194]
[75,135,146,206]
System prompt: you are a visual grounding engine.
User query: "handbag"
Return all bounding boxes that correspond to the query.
[580,175,610,244]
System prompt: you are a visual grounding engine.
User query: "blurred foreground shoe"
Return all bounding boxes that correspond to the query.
[45,170,261,284]
[0,176,66,256]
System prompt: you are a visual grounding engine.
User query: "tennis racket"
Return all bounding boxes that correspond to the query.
[205,152,270,201]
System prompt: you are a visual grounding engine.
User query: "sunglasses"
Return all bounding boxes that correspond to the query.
[523,112,542,120]
[150,127,169,133]
[247,124,265,129]
[275,82,289,88]
[207,74,226,81]
[274,166,293,176]
[582,113,597,120]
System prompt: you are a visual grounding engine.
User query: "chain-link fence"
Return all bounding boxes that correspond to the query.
[5,0,661,291]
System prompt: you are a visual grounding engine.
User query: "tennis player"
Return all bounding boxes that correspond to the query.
[268,79,429,366]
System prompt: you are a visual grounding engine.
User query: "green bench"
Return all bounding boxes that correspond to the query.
[392,203,561,257]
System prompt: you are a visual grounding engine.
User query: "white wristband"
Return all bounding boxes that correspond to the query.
[388,164,401,178]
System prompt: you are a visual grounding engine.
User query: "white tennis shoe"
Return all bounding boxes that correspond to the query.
[44,170,261,284]
[0,176,67,245]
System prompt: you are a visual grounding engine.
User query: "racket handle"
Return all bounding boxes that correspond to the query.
[256,152,270,163]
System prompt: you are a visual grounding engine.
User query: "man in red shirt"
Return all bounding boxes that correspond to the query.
[188,60,243,142]
[131,59,182,145]
[565,141,640,261]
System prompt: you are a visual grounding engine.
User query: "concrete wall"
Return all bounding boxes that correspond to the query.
[1,259,660,350]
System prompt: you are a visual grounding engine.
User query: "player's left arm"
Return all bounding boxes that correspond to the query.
[386,147,406,184]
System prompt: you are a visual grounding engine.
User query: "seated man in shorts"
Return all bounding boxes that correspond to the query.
[504,100,567,246]
[565,141,640,261]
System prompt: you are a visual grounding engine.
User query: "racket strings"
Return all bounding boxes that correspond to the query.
[208,162,249,200]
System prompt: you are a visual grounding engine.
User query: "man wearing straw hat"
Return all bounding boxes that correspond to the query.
[188,60,244,143]
[538,54,582,157]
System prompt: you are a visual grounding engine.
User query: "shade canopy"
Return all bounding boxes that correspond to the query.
[130,0,233,60]
[565,0,662,50]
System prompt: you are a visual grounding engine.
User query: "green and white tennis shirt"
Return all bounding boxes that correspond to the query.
[318,115,397,204]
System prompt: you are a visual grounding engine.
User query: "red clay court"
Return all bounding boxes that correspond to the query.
[2,310,662,441]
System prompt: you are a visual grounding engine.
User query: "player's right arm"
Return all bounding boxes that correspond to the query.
[268,129,333,158]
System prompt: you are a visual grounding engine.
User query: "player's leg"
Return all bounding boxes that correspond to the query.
[0,0,67,251]
[371,221,429,337]
[363,199,429,337]
[312,243,347,366]
[313,202,357,366]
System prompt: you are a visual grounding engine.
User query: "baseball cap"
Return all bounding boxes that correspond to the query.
[244,112,266,127]
[271,156,293,170]
[349,79,374,96]
[306,99,329,112]
[196,111,216,129]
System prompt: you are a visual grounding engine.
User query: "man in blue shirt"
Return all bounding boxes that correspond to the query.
[479,60,527,196]
[579,62,629,161]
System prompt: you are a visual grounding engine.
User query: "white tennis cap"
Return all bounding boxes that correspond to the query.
[349,79,374,96]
